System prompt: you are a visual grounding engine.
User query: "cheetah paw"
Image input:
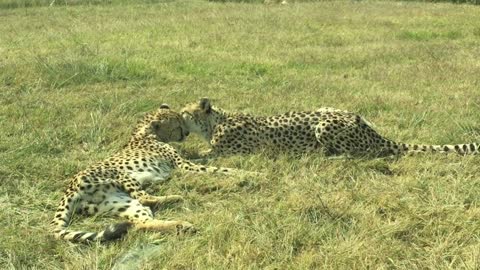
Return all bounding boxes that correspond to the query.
[176,221,196,235]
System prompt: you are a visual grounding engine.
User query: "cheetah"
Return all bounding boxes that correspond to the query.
[181,98,479,157]
[51,104,240,243]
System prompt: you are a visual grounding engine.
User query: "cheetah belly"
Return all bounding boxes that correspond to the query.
[128,163,172,185]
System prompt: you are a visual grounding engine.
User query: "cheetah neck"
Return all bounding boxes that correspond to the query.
[127,133,157,148]
[199,107,224,140]
[211,106,247,121]
[211,106,229,121]
[127,110,169,146]
[203,107,249,141]
[128,120,154,145]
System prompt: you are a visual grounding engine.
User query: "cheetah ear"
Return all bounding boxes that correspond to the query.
[159,103,170,109]
[199,97,211,114]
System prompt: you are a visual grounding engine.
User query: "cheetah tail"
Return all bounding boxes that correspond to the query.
[396,142,479,155]
[52,222,132,243]
[51,195,132,243]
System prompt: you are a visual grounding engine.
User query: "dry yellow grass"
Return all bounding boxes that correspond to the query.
[1,0,480,269]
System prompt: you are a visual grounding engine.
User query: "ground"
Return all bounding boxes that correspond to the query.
[1,0,480,269]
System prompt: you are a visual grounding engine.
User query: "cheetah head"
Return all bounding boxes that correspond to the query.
[180,97,215,140]
[150,104,190,142]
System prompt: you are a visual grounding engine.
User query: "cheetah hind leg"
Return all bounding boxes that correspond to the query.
[315,119,397,158]
[112,194,195,235]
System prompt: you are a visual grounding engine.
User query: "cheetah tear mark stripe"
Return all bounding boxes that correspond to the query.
[396,142,479,155]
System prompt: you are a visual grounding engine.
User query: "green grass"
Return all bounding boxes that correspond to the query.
[1,0,480,269]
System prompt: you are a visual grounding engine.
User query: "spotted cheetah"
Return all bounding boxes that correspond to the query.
[51,104,240,243]
[181,98,478,157]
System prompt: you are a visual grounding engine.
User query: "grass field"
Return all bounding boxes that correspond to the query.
[1,0,480,269]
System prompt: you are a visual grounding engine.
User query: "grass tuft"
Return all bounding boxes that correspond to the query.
[398,30,463,41]
[34,57,153,88]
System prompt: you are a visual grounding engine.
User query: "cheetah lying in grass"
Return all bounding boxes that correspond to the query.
[51,104,242,243]
[181,98,478,158]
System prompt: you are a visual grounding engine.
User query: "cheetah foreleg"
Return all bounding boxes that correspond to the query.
[139,195,184,207]
[198,149,215,158]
